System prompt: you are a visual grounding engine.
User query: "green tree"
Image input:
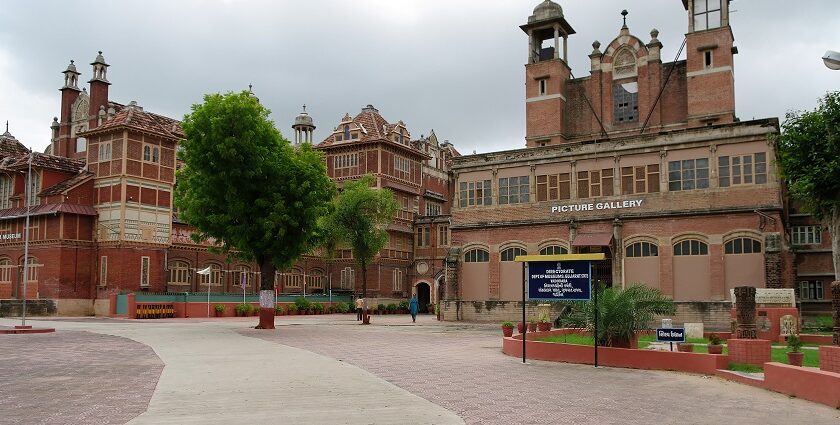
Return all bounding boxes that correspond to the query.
[175,91,335,329]
[775,91,840,280]
[324,175,398,323]
[559,284,675,348]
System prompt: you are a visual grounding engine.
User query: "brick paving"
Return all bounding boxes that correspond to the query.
[246,314,840,425]
[0,330,163,425]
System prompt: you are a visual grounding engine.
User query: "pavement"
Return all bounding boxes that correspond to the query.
[2,314,840,425]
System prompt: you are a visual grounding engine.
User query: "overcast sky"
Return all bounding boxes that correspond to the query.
[1,0,838,154]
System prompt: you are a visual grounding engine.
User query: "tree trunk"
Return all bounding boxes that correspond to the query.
[831,208,840,281]
[257,258,276,329]
[361,262,369,324]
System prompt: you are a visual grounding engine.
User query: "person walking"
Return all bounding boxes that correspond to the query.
[355,297,364,321]
[409,295,418,323]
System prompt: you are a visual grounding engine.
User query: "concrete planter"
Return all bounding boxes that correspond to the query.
[787,352,804,367]
[677,343,694,353]
[708,344,724,355]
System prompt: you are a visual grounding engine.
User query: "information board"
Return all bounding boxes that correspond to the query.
[526,260,591,301]
[655,328,686,343]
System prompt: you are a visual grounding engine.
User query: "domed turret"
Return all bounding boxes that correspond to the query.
[291,105,316,146]
[529,0,563,24]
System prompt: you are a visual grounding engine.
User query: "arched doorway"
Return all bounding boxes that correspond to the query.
[416,282,431,313]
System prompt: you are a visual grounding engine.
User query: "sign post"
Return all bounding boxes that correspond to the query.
[515,253,605,367]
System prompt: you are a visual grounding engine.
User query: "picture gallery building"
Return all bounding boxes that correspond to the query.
[441,1,828,324]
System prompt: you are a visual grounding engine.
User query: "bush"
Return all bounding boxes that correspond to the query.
[274,305,285,314]
[386,303,397,313]
[398,300,409,311]
[501,320,514,328]
[294,297,312,312]
[214,304,225,313]
[787,334,803,353]
[235,303,250,315]
[286,304,298,314]
[335,303,349,314]
[708,334,722,345]
[377,303,386,313]
[312,303,325,314]
[815,315,833,331]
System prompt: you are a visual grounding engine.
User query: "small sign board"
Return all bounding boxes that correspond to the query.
[526,260,591,301]
[655,328,686,343]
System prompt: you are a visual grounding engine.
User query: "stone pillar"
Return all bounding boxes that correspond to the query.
[734,286,757,339]
[764,233,782,289]
[553,24,560,60]
[833,281,840,346]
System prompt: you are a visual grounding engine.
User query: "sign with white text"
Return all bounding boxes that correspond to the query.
[0,233,21,241]
[550,199,643,214]
[526,260,591,301]
[655,328,686,343]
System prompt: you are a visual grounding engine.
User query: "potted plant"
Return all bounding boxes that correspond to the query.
[517,321,526,333]
[527,317,538,332]
[235,303,249,317]
[214,304,225,317]
[427,303,434,314]
[537,312,551,332]
[377,303,386,315]
[386,303,397,314]
[398,300,409,313]
[707,334,724,355]
[501,320,514,337]
[677,342,694,353]
[786,334,804,366]
[274,305,285,316]
[286,304,298,315]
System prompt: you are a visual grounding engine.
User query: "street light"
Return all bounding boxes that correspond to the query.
[823,50,840,70]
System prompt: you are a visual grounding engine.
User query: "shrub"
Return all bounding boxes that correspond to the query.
[815,315,833,331]
[294,297,312,312]
[274,305,284,314]
[286,304,298,314]
[312,302,325,314]
[501,320,514,328]
[335,303,349,314]
[235,303,250,315]
[787,334,803,353]
[537,312,550,323]
[386,303,397,313]
[377,303,386,313]
[708,334,722,345]
[214,304,225,313]
[398,300,409,311]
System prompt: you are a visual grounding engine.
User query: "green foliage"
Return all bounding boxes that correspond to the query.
[274,304,284,313]
[377,303,386,312]
[294,297,311,311]
[812,315,834,331]
[334,303,349,314]
[708,334,722,346]
[786,334,803,353]
[537,312,550,323]
[286,304,298,314]
[501,320,514,328]
[558,284,676,347]
[176,91,335,290]
[398,300,409,311]
[312,302,325,313]
[775,91,840,221]
[528,316,537,324]
[214,304,225,313]
[386,303,397,312]
[728,363,763,373]
[235,303,250,315]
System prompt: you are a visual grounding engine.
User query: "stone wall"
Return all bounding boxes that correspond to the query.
[0,299,57,317]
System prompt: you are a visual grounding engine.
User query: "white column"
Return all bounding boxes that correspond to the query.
[554,24,560,59]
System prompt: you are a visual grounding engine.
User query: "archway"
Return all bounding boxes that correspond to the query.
[416,282,431,313]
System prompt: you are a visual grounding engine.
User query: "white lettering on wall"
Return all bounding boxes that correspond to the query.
[550,199,643,214]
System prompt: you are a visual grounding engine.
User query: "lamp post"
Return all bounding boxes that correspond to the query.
[823,50,840,70]
[20,149,33,327]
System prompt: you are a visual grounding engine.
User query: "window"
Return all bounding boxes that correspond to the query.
[621,165,660,195]
[694,0,722,31]
[613,84,638,123]
[99,256,108,286]
[438,225,449,246]
[668,158,709,191]
[704,50,713,68]
[724,238,761,254]
[0,175,12,209]
[539,245,568,255]
[343,124,350,141]
[673,239,709,256]
[501,247,527,262]
[98,142,112,161]
[425,201,441,216]
[577,169,614,198]
[538,78,547,96]
[307,271,324,290]
[464,248,490,263]
[459,180,492,207]
[143,146,151,161]
[340,267,355,289]
[152,147,159,163]
[281,271,302,288]
[334,153,359,169]
[140,257,150,287]
[799,281,823,300]
[718,153,767,187]
[625,241,659,257]
[76,137,87,153]
[392,269,403,292]
[26,171,40,206]
[416,226,430,247]
[22,257,38,282]
[498,176,530,204]
[536,173,571,202]
[199,264,222,286]
[0,258,12,283]
[232,265,252,288]
[169,260,191,285]
[394,156,411,174]
[791,226,822,245]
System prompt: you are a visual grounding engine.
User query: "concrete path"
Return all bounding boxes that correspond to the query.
[0,317,463,425]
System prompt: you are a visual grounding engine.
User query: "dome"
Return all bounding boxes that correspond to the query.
[91,51,108,66]
[64,60,78,74]
[529,0,563,24]
[294,112,314,127]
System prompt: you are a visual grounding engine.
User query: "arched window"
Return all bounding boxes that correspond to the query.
[152,147,159,163]
[500,247,527,262]
[0,175,12,209]
[625,241,659,257]
[27,171,40,206]
[199,263,222,286]
[343,124,350,141]
[464,248,489,263]
[143,146,151,161]
[539,245,568,255]
[0,258,12,283]
[725,238,761,254]
[232,265,251,287]
[673,240,708,256]
[20,257,39,282]
[308,270,324,290]
[169,260,191,285]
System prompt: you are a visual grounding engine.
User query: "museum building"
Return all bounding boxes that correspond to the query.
[441,0,824,324]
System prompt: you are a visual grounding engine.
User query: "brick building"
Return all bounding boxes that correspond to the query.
[0,53,459,315]
[440,0,823,326]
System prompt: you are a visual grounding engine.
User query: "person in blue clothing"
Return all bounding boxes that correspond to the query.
[408,295,418,323]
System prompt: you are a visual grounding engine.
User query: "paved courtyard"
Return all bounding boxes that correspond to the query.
[2,314,839,425]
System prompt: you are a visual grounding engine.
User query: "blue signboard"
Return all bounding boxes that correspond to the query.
[526,260,592,301]
[655,328,686,342]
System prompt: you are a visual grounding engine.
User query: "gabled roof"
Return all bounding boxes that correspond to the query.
[0,152,85,174]
[315,105,427,158]
[84,102,184,140]
[0,134,28,157]
[39,171,95,196]
[0,203,97,221]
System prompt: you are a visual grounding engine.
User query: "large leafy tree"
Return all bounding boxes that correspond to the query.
[775,91,840,280]
[324,175,398,323]
[176,91,335,329]
[559,284,675,348]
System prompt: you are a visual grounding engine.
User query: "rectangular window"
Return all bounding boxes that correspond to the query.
[621,165,660,195]
[99,142,112,161]
[704,50,713,68]
[613,84,639,123]
[334,153,359,170]
[538,78,547,96]
[536,173,571,202]
[27,171,41,207]
[799,281,823,300]
[340,267,355,290]
[438,225,449,246]
[99,256,108,287]
[140,256,150,287]
[719,152,767,187]
[0,176,12,209]
[577,169,613,198]
[458,180,492,207]
[76,137,87,153]
[392,269,403,292]
[694,0,722,31]
[425,201,441,216]
[668,158,709,191]
[498,176,530,205]
[416,226,430,247]
[791,226,822,245]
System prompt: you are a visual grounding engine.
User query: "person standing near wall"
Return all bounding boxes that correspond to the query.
[409,295,418,323]
[355,297,364,321]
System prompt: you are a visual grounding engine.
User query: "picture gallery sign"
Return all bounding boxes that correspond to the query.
[550,199,643,213]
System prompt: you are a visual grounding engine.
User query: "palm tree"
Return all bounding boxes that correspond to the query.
[559,284,675,348]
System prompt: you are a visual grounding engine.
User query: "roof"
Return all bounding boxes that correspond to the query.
[571,233,614,247]
[84,102,184,140]
[39,171,95,196]
[0,135,28,157]
[0,152,85,174]
[0,203,97,221]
